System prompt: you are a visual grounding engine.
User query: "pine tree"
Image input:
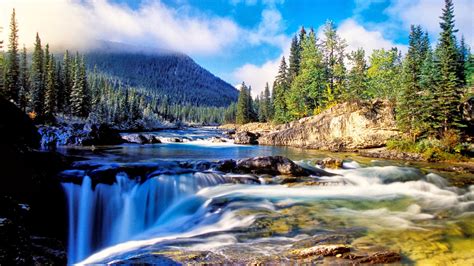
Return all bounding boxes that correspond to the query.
[287,29,325,118]
[346,48,368,99]
[458,36,468,86]
[4,9,20,103]
[288,36,301,83]
[321,20,347,102]
[433,0,463,133]
[61,50,72,113]
[419,48,439,137]
[30,33,44,116]
[263,82,272,121]
[397,25,429,139]
[272,57,290,123]
[18,45,29,111]
[44,54,56,119]
[236,82,250,124]
[71,54,84,117]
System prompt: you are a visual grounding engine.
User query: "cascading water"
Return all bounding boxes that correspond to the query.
[62,170,227,264]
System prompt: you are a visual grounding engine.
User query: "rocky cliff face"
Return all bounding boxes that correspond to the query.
[257,100,399,151]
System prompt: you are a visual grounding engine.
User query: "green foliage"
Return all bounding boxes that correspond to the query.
[18,46,29,111]
[287,29,325,119]
[236,82,252,124]
[30,33,44,116]
[367,48,403,100]
[273,57,290,123]
[4,9,20,103]
[346,48,368,99]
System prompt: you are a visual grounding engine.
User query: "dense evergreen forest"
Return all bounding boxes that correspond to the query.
[0,9,237,128]
[231,0,473,159]
[85,52,238,107]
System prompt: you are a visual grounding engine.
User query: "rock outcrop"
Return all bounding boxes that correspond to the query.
[122,133,161,144]
[258,100,399,151]
[39,123,124,148]
[234,131,260,145]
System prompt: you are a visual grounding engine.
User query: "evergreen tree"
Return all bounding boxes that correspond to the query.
[44,54,56,119]
[4,8,20,103]
[18,45,29,111]
[30,33,44,116]
[397,25,429,138]
[0,27,4,98]
[272,57,290,123]
[419,48,439,137]
[61,50,72,113]
[288,35,301,83]
[262,82,272,121]
[458,36,468,85]
[71,54,84,117]
[321,20,347,102]
[236,82,250,124]
[287,29,325,118]
[433,0,464,133]
[346,48,368,99]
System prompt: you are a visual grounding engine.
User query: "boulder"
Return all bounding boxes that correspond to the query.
[122,134,161,144]
[235,156,332,176]
[234,131,259,145]
[316,157,344,169]
[82,123,124,146]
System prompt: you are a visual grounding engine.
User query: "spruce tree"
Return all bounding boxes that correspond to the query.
[4,8,20,103]
[71,54,84,117]
[272,57,290,123]
[321,20,347,102]
[433,0,463,133]
[288,36,301,83]
[287,29,325,118]
[31,33,44,116]
[263,82,272,121]
[18,45,29,111]
[44,54,56,119]
[346,48,368,99]
[61,50,72,113]
[236,82,250,124]
[397,25,429,139]
[419,48,439,136]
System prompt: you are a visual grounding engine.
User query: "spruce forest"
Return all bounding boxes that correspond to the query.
[0,9,238,129]
[233,0,473,159]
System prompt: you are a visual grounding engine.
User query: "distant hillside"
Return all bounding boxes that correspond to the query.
[84,52,238,107]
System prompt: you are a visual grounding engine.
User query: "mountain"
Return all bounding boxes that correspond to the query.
[84,50,238,107]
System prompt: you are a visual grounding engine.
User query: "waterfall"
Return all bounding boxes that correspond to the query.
[62,171,227,264]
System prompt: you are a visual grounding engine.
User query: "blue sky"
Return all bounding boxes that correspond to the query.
[1,0,473,96]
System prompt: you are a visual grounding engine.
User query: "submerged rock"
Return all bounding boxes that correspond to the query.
[290,244,350,258]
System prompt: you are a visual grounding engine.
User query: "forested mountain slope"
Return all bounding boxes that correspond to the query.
[84,52,238,107]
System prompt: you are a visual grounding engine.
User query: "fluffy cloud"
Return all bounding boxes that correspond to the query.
[385,0,473,47]
[0,0,285,55]
[336,19,407,54]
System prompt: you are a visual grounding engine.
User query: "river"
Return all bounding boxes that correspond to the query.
[58,128,474,265]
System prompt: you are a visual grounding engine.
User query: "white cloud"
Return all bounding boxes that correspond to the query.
[386,0,473,47]
[336,19,407,54]
[353,0,387,14]
[0,0,287,56]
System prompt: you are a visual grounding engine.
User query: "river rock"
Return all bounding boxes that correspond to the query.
[122,134,161,144]
[290,244,350,258]
[234,131,259,145]
[257,100,399,151]
[235,156,322,176]
[316,157,344,169]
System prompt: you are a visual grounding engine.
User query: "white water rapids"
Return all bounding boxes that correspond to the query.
[60,160,474,264]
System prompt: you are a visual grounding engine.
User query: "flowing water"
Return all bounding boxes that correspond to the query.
[58,128,474,265]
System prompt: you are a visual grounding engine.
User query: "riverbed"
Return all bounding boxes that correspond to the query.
[58,128,474,264]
